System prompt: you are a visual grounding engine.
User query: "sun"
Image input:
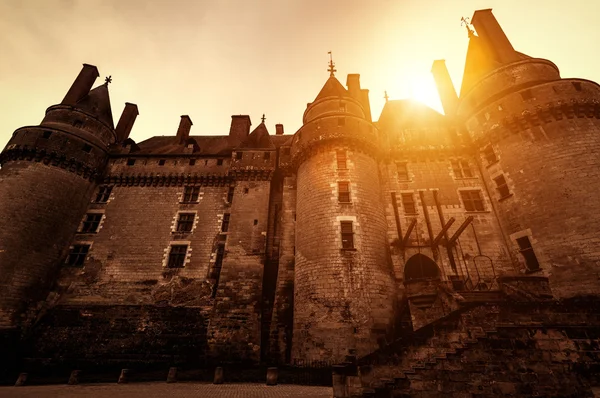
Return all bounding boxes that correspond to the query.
[408,73,445,114]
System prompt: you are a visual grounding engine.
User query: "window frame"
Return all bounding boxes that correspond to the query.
[483,146,498,166]
[167,245,188,268]
[221,213,231,233]
[66,244,90,267]
[182,186,200,203]
[516,236,540,271]
[80,213,103,233]
[176,213,195,233]
[460,190,485,212]
[95,185,113,203]
[397,162,409,181]
[451,159,474,179]
[493,175,511,199]
[338,181,351,203]
[401,193,417,215]
[336,150,347,170]
[340,221,355,250]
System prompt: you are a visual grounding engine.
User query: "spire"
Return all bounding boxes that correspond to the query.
[461,17,475,38]
[384,91,389,103]
[261,113,266,123]
[104,75,112,85]
[327,51,337,77]
[75,84,114,129]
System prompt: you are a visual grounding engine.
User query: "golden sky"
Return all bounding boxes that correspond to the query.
[1,0,599,147]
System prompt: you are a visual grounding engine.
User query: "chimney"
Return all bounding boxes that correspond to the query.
[275,124,284,135]
[229,115,251,143]
[431,60,459,116]
[471,9,518,64]
[177,115,193,144]
[346,74,361,98]
[115,103,139,142]
[62,63,99,105]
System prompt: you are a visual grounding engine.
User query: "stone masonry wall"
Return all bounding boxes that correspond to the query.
[293,145,397,362]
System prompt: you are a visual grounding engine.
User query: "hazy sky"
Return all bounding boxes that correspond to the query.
[1,0,599,148]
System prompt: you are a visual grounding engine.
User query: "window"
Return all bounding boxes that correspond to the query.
[80,213,102,233]
[516,236,540,271]
[73,120,83,128]
[243,187,249,194]
[483,146,498,165]
[253,219,258,225]
[127,158,136,166]
[221,213,230,232]
[340,221,354,249]
[235,152,243,160]
[521,90,533,100]
[494,175,511,198]
[183,186,200,203]
[81,144,92,153]
[401,193,417,214]
[451,160,473,178]
[217,159,223,166]
[338,117,345,127]
[337,150,347,169]
[189,158,196,166]
[42,131,52,139]
[397,162,409,181]
[66,244,90,267]
[339,101,346,112]
[176,213,195,232]
[210,245,225,297]
[227,186,235,203]
[95,185,113,203]
[460,190,485,212]
[338,182,351,203]
[573,82,582,91]
[158,159,166,166]
[167,245,188,268]
[264,152,271,160]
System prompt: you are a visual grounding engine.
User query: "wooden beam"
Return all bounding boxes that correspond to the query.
[432,217,456,247]
[448,216,474,245]
[402,218,418,248]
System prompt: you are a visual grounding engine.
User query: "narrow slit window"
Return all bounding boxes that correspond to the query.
[127,158,136,166]
[221,213,230,232]
[158,159,166,166]
[401,193,417,214]
[66,244,90,267]
[227,186,235,203]
[183,186,200,203]
[176,213,195,232]
[397,162,409,181]
[189,158,196,166]
[494,175,511,198]
[210,245,225,297]
[217,159,224,166]
[516,236,540,271]
[82,144,92,153]
[80,213,102,233]
[95,185,113,203]
[235,152,243,160]
[460,190,485,212]
[338,182,351,203]
[340,221,354,249]
[167,245,188,268]
[42,131,53,139]
[337,150,347,169]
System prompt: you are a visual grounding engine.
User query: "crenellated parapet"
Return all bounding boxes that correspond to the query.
[103,172,232,187]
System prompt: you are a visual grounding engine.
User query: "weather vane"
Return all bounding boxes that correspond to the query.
[261,114,266,123]
[384,91,389,103]
[327,51,336,77]
[460,17,475,38]
[104,75,112,85]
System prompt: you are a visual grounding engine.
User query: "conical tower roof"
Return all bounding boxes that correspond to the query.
[238,122,274,149]
[313,75,352,102]
[75,83,114,129]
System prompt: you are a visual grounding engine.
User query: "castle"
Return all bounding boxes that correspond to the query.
[2,8,600,395]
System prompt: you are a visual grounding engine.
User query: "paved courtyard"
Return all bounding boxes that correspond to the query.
[0,382,333,398]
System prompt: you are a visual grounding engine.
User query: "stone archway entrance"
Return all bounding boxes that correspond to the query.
[403,253,440,283]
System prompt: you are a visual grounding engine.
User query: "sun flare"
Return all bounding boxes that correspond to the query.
[408,73,445,114]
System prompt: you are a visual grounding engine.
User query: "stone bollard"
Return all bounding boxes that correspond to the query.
[213,366,224,384]
[166,367,177,383]
[332,366,348,398]
[266,367,278,386]
[68,370,81,385]
[14,373,28,387]
[118,369,129,384]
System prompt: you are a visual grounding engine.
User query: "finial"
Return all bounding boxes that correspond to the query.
[261,114,266,123]
[327,51,337,77]
[384,91,389,103]
[104,75,112,85]
[461,17,475,38]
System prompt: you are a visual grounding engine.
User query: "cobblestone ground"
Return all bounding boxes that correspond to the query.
[0,382,333,398]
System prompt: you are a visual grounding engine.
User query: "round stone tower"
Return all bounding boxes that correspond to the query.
[290,72,397,362]
[0,64,120,330]
[457,10,600,297]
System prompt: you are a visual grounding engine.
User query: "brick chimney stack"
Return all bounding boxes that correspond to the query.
[471,9,519,64]
[431,60,459,116]
[229,115,251,143]
[115,103,139,142]
[275,124,284,135]
[61,64,99,105]
[177,115,193,144]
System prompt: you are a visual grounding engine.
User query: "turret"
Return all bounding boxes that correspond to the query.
[456,9,600,298]
[290,62,397,362]
[0,64,135,333]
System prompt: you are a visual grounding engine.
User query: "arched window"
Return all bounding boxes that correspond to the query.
[404,254,440,282]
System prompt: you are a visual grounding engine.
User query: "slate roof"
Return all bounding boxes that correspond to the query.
[76,84,114,129]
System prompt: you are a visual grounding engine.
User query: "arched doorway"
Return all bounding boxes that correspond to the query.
[403,253,440,283]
